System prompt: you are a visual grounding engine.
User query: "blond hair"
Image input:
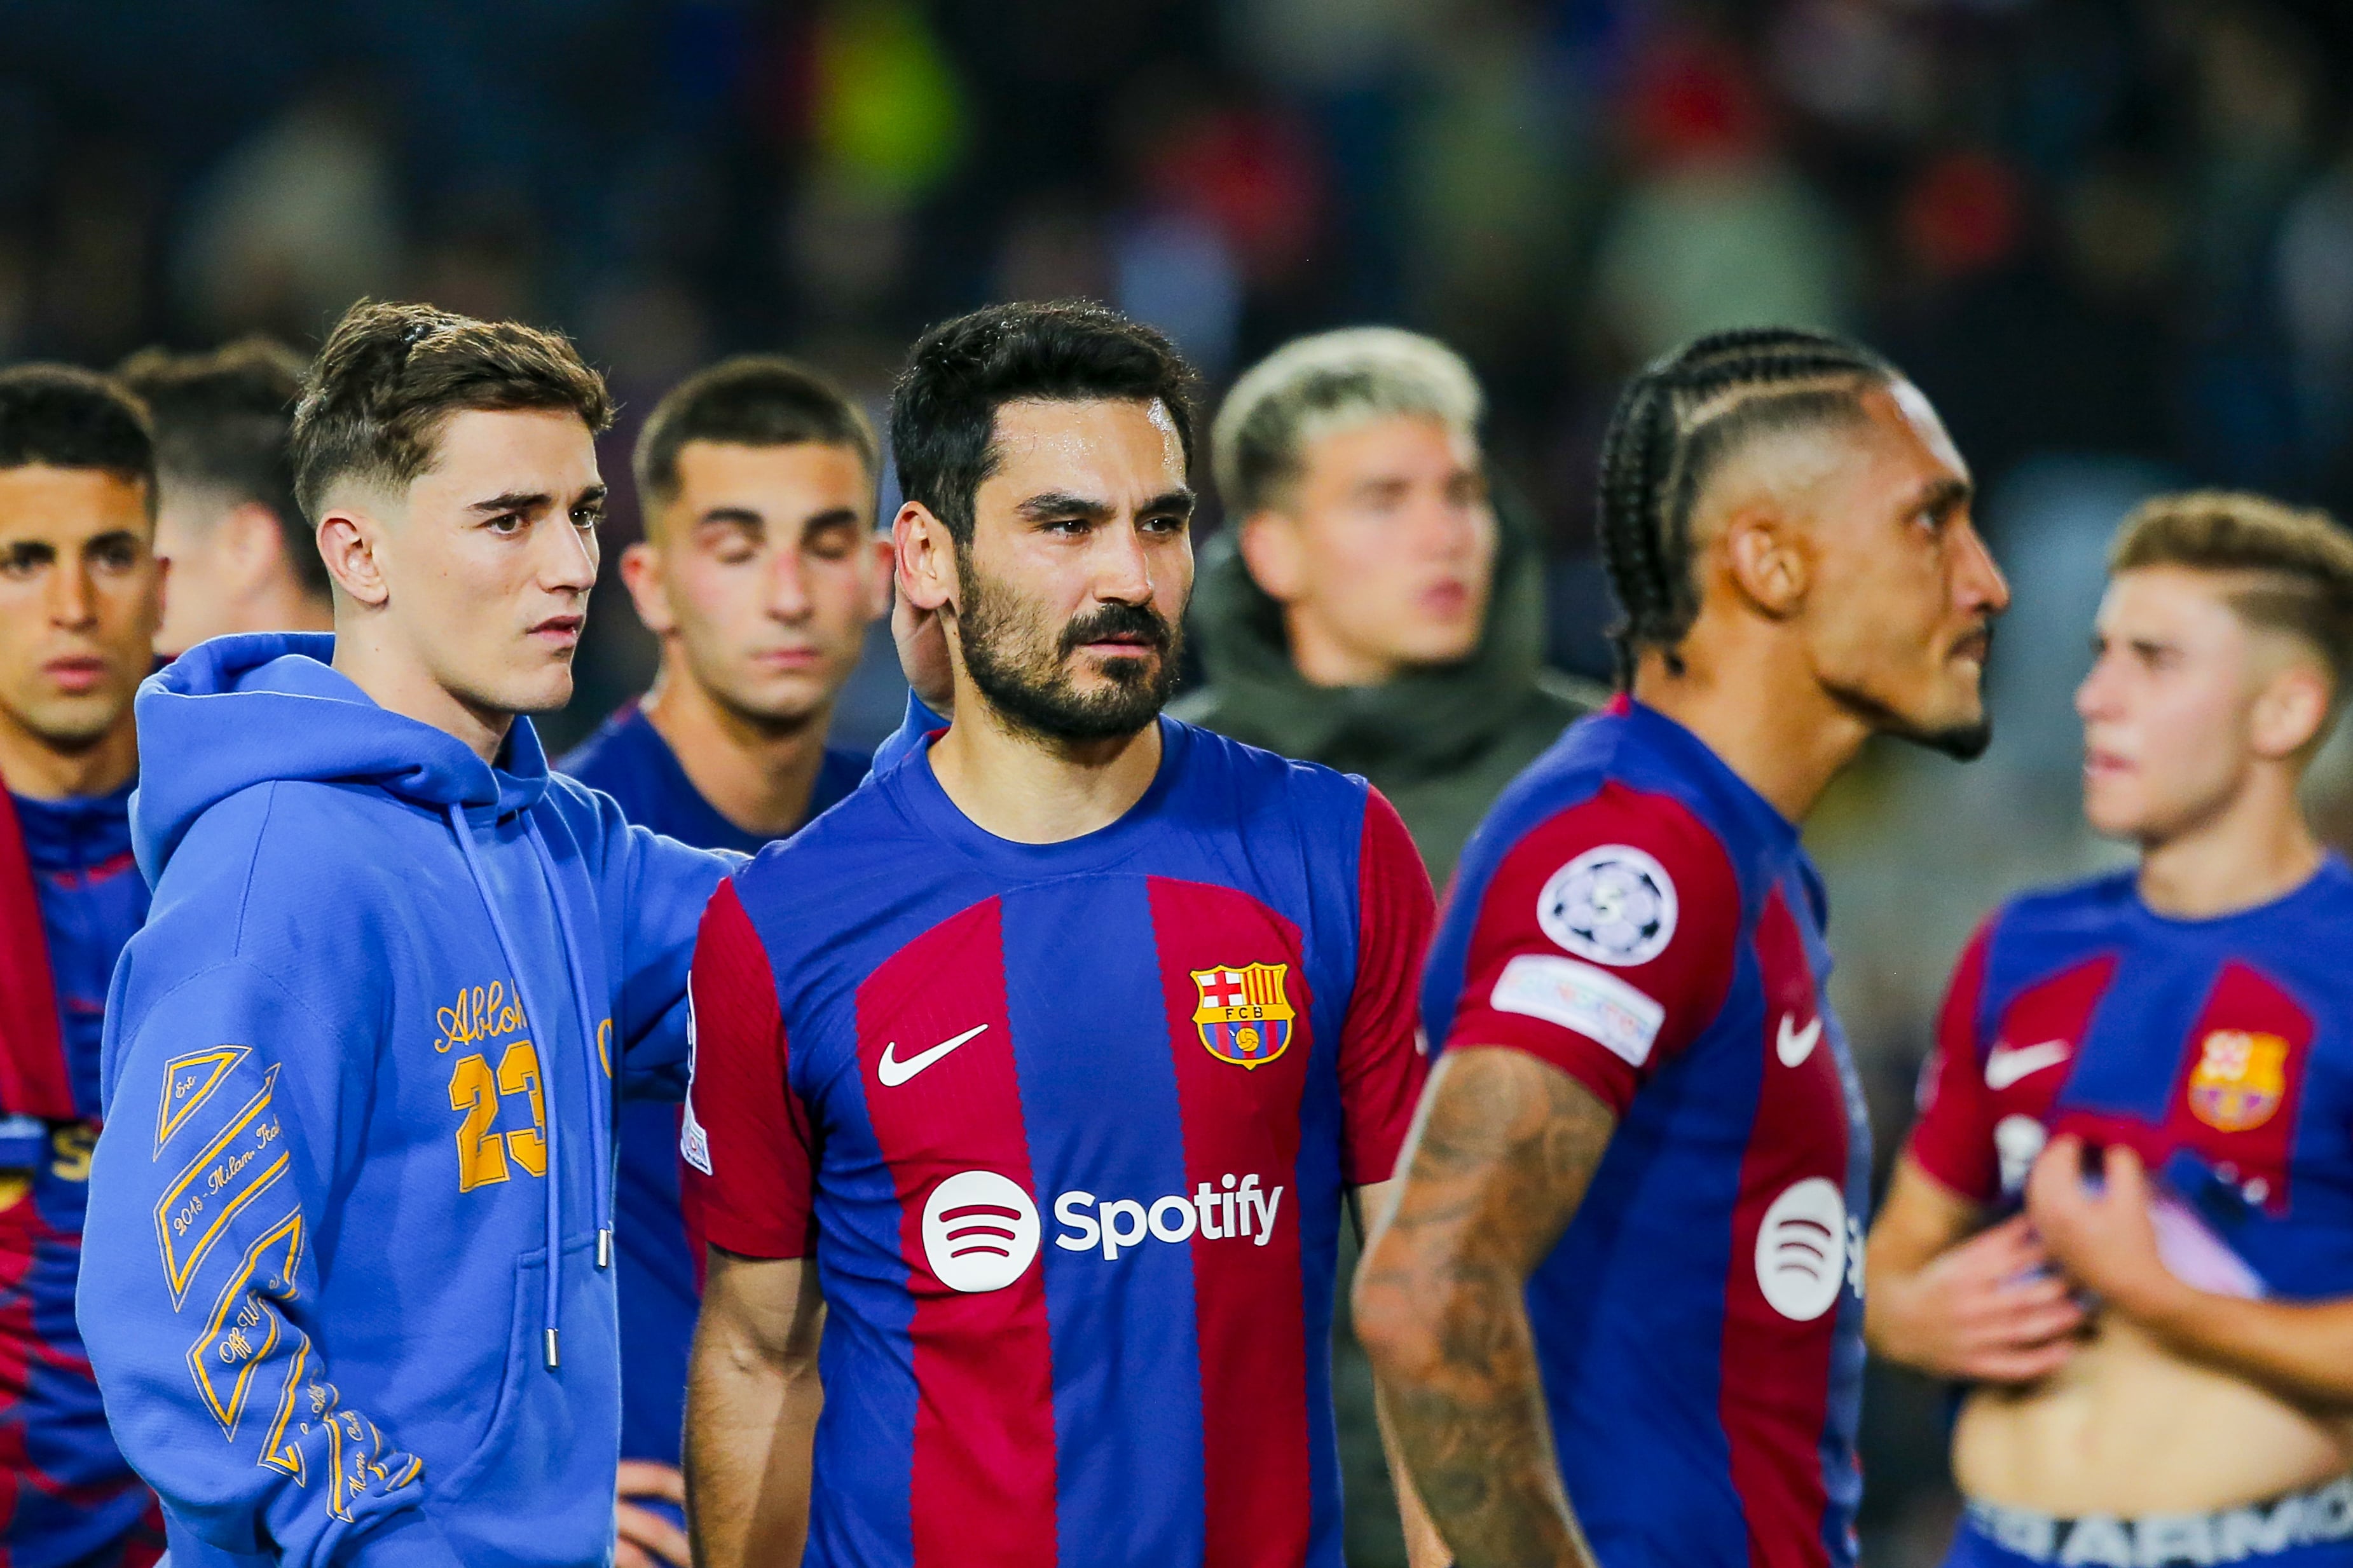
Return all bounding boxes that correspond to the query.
[2111,489,2353,714]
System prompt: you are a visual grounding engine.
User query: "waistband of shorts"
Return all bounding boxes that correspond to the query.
[1965,1477,2353,1567]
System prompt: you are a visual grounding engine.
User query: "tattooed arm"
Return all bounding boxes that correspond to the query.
[1353,1047,1618,1568]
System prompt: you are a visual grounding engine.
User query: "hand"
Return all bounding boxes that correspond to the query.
[1870,1212,2085,1382]
[891,583,954,719]
[615,1459,691,1568]
[2024,1135,2178,1319]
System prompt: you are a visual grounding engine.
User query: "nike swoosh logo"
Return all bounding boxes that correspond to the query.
[1985,1040,2070,1091]
[1776,1012,1823,1068]
[878,1024,990,1087]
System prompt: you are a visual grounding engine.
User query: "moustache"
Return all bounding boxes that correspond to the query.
[1059,602,1174,658]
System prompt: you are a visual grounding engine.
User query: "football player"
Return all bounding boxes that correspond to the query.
[680,301,1441,1568]
[1357,327,2010,1568]
[559,355,887,1568]
[1871,492,2353,1568]
[0,366,168,1568]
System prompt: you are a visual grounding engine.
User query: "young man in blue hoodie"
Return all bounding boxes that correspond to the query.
[559,356,888,1567]
[0,365,169,1567]
[77,300,734,1568]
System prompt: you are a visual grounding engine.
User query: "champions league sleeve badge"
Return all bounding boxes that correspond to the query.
[1538,845,1678,967]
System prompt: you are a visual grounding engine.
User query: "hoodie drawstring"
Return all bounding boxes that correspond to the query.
[446,803,582,1372]
[526,815,614,1279]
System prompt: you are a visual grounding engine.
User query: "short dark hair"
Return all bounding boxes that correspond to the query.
[1596,327,1895,684]
[634,356,879,519]
[0,364,156,503]
[889,300,1198,543]
[289,299,614,520]
[118,336,323,596]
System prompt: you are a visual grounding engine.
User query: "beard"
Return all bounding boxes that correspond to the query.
[1827,679,1994,761]
[955,556,1181,744]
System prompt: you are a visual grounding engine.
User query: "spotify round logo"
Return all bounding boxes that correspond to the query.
[1754,1177,1848,1322]
[921,1170,1041,1294]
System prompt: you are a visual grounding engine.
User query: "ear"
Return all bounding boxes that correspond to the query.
[863,533,894,621]
[217,501,285,594]
[316,498,390,609]
[1720,503,1809,619]
[895,501,960,615]
[1235,509,1308,605]
[617,540,676,637]
[2250,660,2332,760]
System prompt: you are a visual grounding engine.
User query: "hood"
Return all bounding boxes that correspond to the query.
[132,631,552,883]
[1184,487,1555,777]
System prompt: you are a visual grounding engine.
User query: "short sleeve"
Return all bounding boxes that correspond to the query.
[1438,781,1741,1115]
[1903,922,2000,1206]
[680,877,816,1260]
[1338,789,1436,1186]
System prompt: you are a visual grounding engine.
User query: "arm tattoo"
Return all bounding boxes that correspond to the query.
[1357,1047,1618,1568]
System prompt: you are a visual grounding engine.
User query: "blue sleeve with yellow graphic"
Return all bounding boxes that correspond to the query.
[78,958,461,1568]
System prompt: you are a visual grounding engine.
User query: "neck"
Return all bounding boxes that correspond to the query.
[0,712,138,801]
[1284,608,1401,688]
[331,614,513,763]
[244,576,334,638]
[1631,627,1870,825]
[928,678,1163,844]
[640,660,831,838]
[2137,770,2324,919]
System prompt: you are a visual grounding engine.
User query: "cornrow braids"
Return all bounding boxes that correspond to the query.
[1595,327,1895,685]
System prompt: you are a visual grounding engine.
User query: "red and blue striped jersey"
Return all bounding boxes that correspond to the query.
[683,719,1432,1568]
[1909,857,2353,1299]
[1422,699,1870,1568]
[1,784,162,1568]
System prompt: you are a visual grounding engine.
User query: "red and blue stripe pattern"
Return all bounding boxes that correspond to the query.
[1907,854,2353,1302]
[0,785,160,1568]
[1422,700,1870,1568]
[685,721,1429,1568]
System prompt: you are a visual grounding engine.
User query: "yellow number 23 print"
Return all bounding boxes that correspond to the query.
[446,1042,547,1193]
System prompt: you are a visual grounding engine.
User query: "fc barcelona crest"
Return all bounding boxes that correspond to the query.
[1191,964,1295,1070]
[2188,1030,2288,1133]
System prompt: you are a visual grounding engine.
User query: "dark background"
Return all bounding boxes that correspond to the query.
[9,1,2353,1560]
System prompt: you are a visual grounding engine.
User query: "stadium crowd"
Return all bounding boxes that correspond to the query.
[8,3,2353,1568]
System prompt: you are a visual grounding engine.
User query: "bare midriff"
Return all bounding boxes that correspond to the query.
[1954,1312,2350,1516]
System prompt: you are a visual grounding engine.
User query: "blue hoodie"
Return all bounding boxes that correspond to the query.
[76,634,732,1568]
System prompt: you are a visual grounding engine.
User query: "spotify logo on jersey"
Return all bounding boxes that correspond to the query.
[921,1170,1041,1293]
[1754,1177,1851,1322]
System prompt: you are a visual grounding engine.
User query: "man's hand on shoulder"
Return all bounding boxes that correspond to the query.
[616,1459,691,1568]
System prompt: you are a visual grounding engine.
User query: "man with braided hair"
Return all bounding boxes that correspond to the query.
[1359,327,2010,1568]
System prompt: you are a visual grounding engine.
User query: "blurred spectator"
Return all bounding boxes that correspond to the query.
[117,336,329,655]
[172,95,403,346]
[1591,31,1856,360]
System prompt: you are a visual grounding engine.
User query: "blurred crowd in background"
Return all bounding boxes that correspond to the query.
[9,0,2353,1560]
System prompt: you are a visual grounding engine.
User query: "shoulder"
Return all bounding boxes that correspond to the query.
[554,705,646,789]
[1984,868,2139,949]
[729,777,923,925]
[1166,718,1371,836]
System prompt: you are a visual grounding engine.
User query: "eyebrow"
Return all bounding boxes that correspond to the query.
[1013,488,1197,522]
[468,483,608,516]
[84,529,141,554]
[1912,475,1973,518]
